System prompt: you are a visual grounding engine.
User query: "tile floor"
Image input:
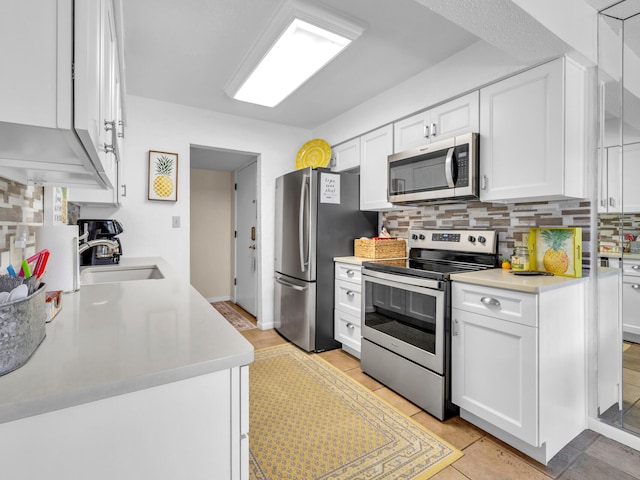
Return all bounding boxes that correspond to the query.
[223,302,640,479]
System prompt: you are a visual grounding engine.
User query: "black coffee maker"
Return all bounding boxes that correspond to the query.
[77,219,124,266]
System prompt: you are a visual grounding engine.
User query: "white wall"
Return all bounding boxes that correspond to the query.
[82,95,311,327]
[190,168,233,302]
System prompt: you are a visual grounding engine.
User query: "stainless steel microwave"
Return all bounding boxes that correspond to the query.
[388,132,479,204]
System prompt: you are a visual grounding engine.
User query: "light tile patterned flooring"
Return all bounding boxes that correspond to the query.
[224,302,640,479]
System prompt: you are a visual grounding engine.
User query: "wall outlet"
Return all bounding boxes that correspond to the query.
[172,216,180,228]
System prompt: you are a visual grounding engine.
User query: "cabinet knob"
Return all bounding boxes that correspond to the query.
[632,285,640,290]
[481,175,488,190]
[480,296,500,306]
[424,124,430,138]
[631,265,640,270]
[452,318,459,336]
[346,323,355,329]
[609,197,615,207]
[346,269,355,277]
[346,290,355,297]
[431,123,437,137]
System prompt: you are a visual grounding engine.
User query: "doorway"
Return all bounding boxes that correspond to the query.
[190,145,259,317]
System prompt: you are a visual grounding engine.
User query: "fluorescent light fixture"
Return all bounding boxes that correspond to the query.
[225,0,365,107]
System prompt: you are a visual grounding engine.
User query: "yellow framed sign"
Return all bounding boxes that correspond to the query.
[528,228,582,277]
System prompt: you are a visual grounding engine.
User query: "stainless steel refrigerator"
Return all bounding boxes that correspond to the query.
[274,168,377,352]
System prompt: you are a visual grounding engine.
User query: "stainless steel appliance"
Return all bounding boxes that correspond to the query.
[274,168,377,352]
[361,229,497,420]
[388,133,479,205]
[77,219,123,266]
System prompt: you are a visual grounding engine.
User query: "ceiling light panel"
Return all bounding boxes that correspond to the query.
[225,0,366,108]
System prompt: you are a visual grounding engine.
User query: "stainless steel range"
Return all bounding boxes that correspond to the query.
[361,229,498,420]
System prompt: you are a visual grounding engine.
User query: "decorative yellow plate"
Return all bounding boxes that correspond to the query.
[295,139,331,169]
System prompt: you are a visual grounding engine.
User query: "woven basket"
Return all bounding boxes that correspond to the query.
[354,238,406,259]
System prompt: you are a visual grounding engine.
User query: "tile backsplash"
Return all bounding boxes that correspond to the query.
[598,213,640,253]
[382,199,592,265]
[0,177,44,270]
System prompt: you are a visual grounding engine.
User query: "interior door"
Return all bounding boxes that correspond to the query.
[235,162,257,316]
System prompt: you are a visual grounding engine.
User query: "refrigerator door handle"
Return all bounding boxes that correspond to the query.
[299,174,310,272]
[274,275,308,291]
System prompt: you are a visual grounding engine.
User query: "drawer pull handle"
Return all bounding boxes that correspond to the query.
[480,296,500,306]
[346,270,355,277]
[346,290,356,297]
[452,318,459,336]
[346,323,355,329]
[632,285,640,290]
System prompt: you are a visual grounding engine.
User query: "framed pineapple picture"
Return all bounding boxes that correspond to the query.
[529,227,582,277]
[148,150,178,201]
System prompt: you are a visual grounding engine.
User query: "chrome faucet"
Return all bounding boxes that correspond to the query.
[78,239,120,256]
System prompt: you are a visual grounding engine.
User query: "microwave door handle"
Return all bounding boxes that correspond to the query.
[445,147,455,188]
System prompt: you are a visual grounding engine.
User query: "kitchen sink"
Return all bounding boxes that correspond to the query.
[80,265,164,285]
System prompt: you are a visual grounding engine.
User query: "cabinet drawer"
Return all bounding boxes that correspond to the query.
[622,260,640,277]
[335,280,362,316]
[452,282,537,327]
[334,309,361,352]
[335,263,362,283]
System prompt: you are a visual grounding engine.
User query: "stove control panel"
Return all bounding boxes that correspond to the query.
[408,229,497,254]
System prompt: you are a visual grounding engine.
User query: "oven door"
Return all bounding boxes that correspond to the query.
[361,269,445,374]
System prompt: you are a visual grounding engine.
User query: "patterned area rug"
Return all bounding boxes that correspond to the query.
[249,344,463,480]
[211,302,256,331]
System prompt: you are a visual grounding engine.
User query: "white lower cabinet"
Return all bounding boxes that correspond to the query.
[622,259,640,341]
[0,366,249,479]
[334,262,363,357]
[452,280,586,465]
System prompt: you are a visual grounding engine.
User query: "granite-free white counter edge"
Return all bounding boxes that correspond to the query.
[451,268,588,293]
[0,257,254,424]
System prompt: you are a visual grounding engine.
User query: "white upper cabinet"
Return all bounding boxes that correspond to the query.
[330,138,360,172]
[0,0,124,189]
[360,125,396,211]
[393,92,479,152]
[622,143,640,213]
[479,57,586,202]
[599,147,621,213]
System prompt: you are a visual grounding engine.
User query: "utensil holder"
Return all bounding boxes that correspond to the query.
[0,285,46,376]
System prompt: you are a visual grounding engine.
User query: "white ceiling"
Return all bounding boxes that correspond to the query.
[122,0,479,131]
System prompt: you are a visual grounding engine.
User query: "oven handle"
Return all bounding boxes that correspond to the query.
[363,268,443,290]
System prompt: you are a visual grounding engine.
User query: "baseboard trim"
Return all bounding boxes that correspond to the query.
[206,296,232,303]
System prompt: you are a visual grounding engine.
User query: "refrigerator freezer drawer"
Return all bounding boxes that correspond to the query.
[274,273,317,352]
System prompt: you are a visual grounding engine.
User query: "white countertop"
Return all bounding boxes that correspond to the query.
[451,268,588,293]
[0,257,254,424]
[334,256,406,265]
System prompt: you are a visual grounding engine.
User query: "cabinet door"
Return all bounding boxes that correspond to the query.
[429,91,479,142]
[623,277,640,337]
[360,124,395,210]
[479,59,564,202]
[623,143,640,213]
[599,147,622,213]
[330,138,360,172]
[452,308,538,446]
[393,111,430,152]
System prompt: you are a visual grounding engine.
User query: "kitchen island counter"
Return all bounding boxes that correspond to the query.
[0,256,253,424]
[0,257,252,479]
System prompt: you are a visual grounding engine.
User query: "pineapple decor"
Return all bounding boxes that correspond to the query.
[148,151,178,201]
[529,228,582,277]
[541,229,574,274]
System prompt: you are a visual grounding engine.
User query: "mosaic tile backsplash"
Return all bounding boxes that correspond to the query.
[0,177,44,270]
[382,199,592,265]
[598,213,640,253]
